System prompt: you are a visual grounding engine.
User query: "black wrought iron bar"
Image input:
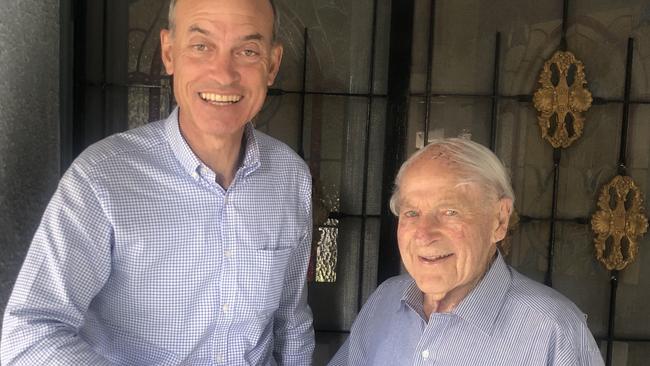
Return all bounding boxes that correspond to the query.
[489,32,501,150]
[410,91,650,105]
[411,92,532,101]
[60,0,74,172]
[328,212,382,220]
[605,37,634,366]
[545,148,561,287]
[606,270,619,366]
[593,97,650,105]
[518,215,590,225]
[544,0,572,288]
[102,0,109,135]
[82,82,388,98]
[270,89,387,98]
[357,0,380,311]
[423,0,436,147]
[298,28,308,159]
[618,38,634,176]
[377,0,415,284]
[91,80,650,107]
[596,335,650,343]
[560,0,569,51]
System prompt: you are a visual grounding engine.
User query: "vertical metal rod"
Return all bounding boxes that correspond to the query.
[60,0,74,173]
[618,38,634,175]
[489,32,501,150]
[378,0,415,283]
[545,0,571,288]
[560,0,569,51]
[423,0,436,146]
[298,28,309,159]
[102,0,109,135]
[606,270,619,366]
[606,37,634,366]
[545,148,561,287]
[357,0,379,311]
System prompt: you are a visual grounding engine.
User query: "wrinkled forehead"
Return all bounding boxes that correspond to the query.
[402,155,496,200]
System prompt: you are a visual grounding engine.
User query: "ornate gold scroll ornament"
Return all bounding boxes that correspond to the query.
[533,51,593,148]
[591,176,648,271]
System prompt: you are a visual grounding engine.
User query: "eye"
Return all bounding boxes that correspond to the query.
[192,44,208,52]
[443,209,458,217]
[241,49,259,57]
[403,210,419,218]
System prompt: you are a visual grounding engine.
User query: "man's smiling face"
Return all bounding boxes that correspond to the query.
[396,153,509,310]
[160,0,282,140]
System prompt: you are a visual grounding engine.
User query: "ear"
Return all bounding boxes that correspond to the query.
[492,198,513,243]
[160,29,175,75]
[267,43,284,86]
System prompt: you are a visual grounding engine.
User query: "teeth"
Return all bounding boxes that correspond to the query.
[200,93,241,103]
[423,253,451,260]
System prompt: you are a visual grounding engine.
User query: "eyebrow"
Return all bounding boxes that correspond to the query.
[242,33,264,42]
[187,25,265,42]
[188,25,210,35]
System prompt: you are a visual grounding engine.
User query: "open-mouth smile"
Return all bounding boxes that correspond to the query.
[419,253,453,264]
[199,92,242,105]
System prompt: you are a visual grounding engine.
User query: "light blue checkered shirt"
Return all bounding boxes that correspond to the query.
[1,109,315,365]
[330,252,604,365]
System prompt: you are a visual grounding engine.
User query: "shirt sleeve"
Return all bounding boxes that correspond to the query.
[550,317,605,366]
[272,174,315,365]
[1,163,114,365]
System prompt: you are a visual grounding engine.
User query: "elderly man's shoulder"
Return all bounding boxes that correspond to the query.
[364,274,413,309]
[507,267,588,329]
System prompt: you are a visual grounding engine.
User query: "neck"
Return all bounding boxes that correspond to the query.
[180,124,247,189]
[422,252,498,318]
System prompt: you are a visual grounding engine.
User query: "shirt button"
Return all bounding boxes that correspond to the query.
[222,304,230,312]
[421,349,430,359]
[216,354,223,363]
[224,250,232,258]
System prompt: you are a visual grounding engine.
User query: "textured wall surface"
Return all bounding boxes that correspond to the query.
[0,0,60,332]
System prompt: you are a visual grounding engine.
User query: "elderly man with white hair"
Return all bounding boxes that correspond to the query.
[330,138,604,365]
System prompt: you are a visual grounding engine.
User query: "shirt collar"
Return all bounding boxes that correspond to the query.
[165,107,261,179]
[401,280,427,321]
[399,251,512,336]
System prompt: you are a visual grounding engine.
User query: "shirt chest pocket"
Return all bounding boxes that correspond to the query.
[235,246,293,315]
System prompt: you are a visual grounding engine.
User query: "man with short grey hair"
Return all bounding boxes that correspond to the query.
[1,0,315,364]
[330,138,604,365]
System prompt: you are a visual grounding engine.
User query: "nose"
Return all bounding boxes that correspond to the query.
[209,51,240,86]
[413,215,440,244]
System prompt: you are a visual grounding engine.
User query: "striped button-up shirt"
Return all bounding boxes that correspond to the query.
[330,252,604,365]
[1,109,314,365]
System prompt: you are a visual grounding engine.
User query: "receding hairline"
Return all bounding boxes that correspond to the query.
[167,0,279,42]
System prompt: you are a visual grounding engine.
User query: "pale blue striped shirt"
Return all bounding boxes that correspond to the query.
[1,109,314,365]
[330,252,604,365]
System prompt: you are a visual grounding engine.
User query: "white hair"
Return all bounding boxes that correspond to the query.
[167,0,279,42]
[389,138,515,216]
